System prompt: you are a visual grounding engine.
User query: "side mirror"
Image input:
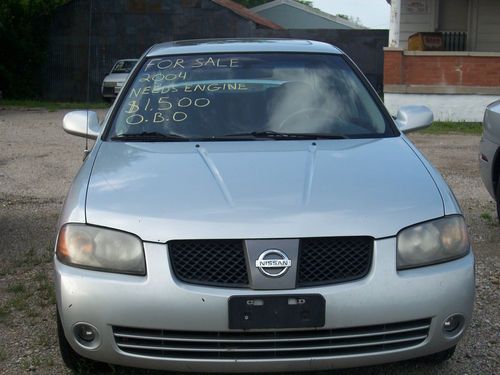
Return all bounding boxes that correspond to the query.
[395,105,433,133]
[63,111,100,139]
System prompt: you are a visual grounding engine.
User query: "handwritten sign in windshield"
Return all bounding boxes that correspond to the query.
[144,57,240,72]
[116,55,249,127]
[110,52,389,139]
[124,96,211,125]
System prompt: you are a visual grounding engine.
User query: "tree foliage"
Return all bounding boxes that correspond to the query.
[0,0,69,98]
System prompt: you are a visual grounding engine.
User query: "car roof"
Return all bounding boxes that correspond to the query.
[147,39,343,57]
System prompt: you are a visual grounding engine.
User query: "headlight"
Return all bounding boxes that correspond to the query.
[56,224,146,275]
[397,215,469,270]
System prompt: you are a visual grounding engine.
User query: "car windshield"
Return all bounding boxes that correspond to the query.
[109,53,393,140]
[111,60,137,74]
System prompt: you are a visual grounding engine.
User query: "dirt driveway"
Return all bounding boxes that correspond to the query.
[0,108,498,375]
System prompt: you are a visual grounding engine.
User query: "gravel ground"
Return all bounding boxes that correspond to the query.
[0,108,498,375]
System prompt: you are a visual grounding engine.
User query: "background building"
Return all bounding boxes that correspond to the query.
[42,0,388,101]
[251,0,365,29]
[384,0,500,121]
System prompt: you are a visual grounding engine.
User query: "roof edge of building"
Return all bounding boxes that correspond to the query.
[211,0,284,30]
[251,0,367,29]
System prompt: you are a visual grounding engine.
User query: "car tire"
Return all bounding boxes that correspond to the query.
[421,345,456,363]
[56,310,107,373]
[496,180,500,222]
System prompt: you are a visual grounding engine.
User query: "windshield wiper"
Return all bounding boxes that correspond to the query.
[110,131,347,142]
[222,131,347,140]
[110,132,190,142]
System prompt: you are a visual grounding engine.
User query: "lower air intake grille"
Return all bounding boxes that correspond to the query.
[113,318,431,360]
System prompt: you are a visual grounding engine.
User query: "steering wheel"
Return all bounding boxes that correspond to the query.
[277,108,336,132]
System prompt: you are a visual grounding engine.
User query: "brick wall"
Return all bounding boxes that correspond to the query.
[384,49,500,87]
[383,49,403,86]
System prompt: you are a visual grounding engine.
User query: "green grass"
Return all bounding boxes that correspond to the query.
[480,212,493,221]
[0,346,7,362]
[480,211,497,225]
[419,121,482,135]
[6,282,26,294]
[0,305,9,323]
[26,308,40,318]
[8,294,29,311]
[12,247,53,269]
[35,330,54,347]
[6,282,30,311]
[21,354,49,370]
[0,99,109,111]
[36,270,56,306]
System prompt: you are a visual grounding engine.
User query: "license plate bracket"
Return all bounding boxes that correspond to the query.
[228,294,325,330]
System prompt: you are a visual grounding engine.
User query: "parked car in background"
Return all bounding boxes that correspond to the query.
[101,59,138,101]
[56,39,474,373]
[480,100,500,221]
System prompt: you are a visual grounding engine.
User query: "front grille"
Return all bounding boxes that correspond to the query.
[297,237,373,286]
[168,237,373,288]
[102,86,115,96]
[113,318,431,360]
[168,240,248,287]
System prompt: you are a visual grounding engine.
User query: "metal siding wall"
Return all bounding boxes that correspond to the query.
[43,0,90,101]
[42,0,388,101]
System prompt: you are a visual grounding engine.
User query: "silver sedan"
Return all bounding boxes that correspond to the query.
[480,100,500,221]
[101,59,138,101]
[55,39,474,373]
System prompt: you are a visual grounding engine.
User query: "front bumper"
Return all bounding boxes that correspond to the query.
[55,238,475,373]
[101,83,123,98]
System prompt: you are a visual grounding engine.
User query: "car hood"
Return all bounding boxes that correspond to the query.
[86,138,444,241]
